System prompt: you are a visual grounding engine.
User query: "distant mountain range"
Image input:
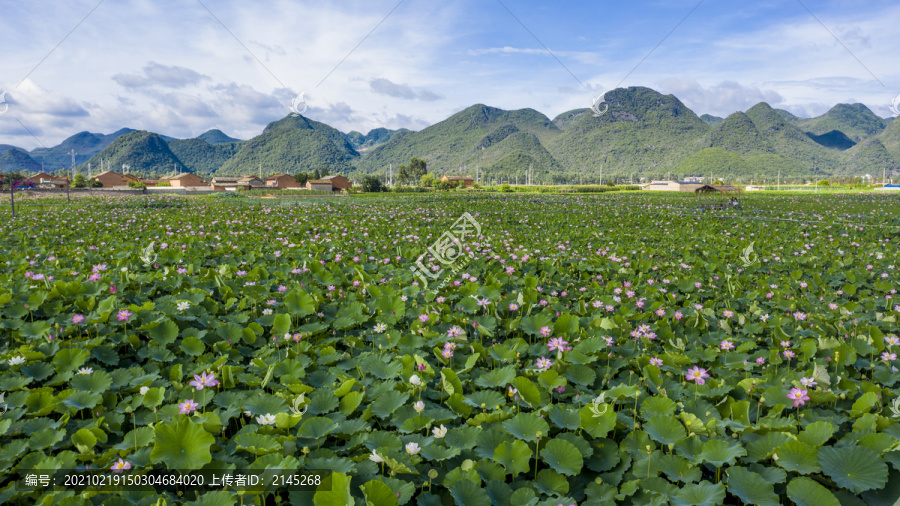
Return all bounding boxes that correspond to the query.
[2,87,897,181]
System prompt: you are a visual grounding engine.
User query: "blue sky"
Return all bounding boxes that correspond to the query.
[1,0,898,149]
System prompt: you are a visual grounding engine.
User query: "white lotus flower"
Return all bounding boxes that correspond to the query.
[262,309,273,315]
[8,356,25,366]
[432,425,447,439]
[77,367,93,375]
[256,413,277,425]
[409,375,421,386]
[177,301,190,311]
[413,401,425,412]
[374,323,387,333]
[139,386,150,396]
[405,442,421,455]
[369,450,384,463]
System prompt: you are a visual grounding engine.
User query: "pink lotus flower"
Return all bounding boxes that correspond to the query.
[535,357,553,370]
[720,340,734,351]
[178,399,199,414]
[72,314,85,324]
[787,388,809,407]
[686,366,710,385]
[649,357,663,367]
[547,337,569,352]
[110,458,131,473]
[539,326,551,337]
[189,371,219,390]
[116,310,133,322]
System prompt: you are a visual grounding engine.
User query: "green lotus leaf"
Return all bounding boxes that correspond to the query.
[671,481,726,506]
[370,390,409,419]
[493,439,532,476]
[698,438,747,467]
[180,335,205,356]
[640,396,677,420]
[420,444,460,462]
[645,414,687,445]
[184,490,237,506]
[20,362,55,381]
[243,393,290,415]
[29,427,65,450]
[535,468,569,496]
[579,403,617,439]
[786,476,841,506]
[70,370,113,394]
[798,421,835,446]
[502,412,549,442]
[512,376,542,406]
[361,480,399,506]
[818,445,888,495]
[298,417,338,439]
[150,415,214,468]
[727,466,780,506]
[474,365,515,388]
[52,348,89,373]
[114,427,155,451]
[313,472,352,505]
[658,454,701,483]
[448,478,492,506]
[775,440,820,475]
[24,390,56,416]
[61,390,102,410]
[150,319,179,345]
[540,438,583,476]
[235,432,281,455]
[463,390,505,409]
[339,391,364,415]
[548,405,581,430]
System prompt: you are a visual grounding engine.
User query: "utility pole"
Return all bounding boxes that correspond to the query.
[778,168,781,191]
[599,164,603,185]
[69,149,76,204]
[88,163,92,180]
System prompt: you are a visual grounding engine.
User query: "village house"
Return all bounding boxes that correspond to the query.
[266,174,303,189]
[321,174,352,191]
[209,176,240,191]
[163,173,206,187]
[91,171,139,188]
[642,181,705,192]
[306,179,333,192]
[440,175,475,188]
[26,172,69,188]
[237,175,265,190]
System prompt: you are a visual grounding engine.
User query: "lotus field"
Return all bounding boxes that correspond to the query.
[2,192,900,505]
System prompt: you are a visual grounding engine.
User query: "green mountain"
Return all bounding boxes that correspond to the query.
[0,148,42,173]
[354,104,561,176]
[744,103,838,174]
[877,118,900,162]
[840,139,896,176]
[344,128,409,151]
[78,131,183,176]
[700,114,724,127]
[703,112,773,154]
[552,109,591,131]
[167,139,243,175]
[673,147,751,178]
[797,103,886,142]
[29,128,135,169]
[545,87,710,179]
[197,129,242,144]
[217,114,359,176]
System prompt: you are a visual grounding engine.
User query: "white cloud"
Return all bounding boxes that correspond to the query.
[113,62,211,89]
[656,79,785,117]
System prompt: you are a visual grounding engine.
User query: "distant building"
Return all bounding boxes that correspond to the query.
[441,175,474,188]
[266,174,303,189]
[321,174,352,190]
[642,181,704,192]
[209,176,240,191]
[91,171,139,188]
[307,179,333,192]
[26,172,69,188]
[163,173,205,187]
[237,175,265,190]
